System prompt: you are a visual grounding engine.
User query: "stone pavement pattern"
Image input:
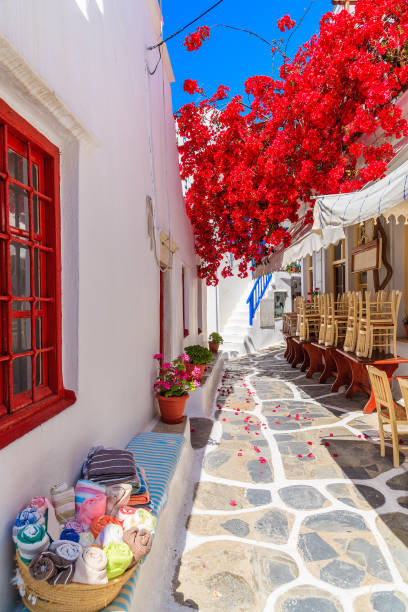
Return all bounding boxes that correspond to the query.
[170,346,408,611]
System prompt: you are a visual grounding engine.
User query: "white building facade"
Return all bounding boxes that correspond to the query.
[0,1,205,607]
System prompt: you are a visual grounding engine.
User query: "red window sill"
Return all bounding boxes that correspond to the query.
[0,389,76,450]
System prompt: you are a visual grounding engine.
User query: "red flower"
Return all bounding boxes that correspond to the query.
[183,79,203,95]
[184,26,210,51]
[277,15,296,32]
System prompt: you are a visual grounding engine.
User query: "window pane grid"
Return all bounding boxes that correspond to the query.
[0,124,54,412]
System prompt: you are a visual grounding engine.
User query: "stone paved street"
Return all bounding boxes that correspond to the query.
[166,346,408,611]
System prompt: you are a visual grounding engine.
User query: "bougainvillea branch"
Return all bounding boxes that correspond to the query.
[177,0,408,285]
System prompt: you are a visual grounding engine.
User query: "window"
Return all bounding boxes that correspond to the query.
[331,239,346,295]
[0,100,75,448]
[182,266,189,337]
[355,223,369,293]
[307,255,313,293]
[197,270,202,335]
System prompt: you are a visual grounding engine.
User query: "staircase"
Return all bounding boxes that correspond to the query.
[221,276,284,359]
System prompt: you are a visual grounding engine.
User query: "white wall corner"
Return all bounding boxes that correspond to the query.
[0,34,98,147]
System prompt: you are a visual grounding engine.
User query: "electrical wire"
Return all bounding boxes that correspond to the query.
[147,0,224,50]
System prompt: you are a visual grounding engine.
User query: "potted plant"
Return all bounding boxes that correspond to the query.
[208,331,224,353]
[184,345,213,380]
[153,353,200,424]
[404,315,408,338]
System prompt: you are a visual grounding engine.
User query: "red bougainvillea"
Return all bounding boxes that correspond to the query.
[183,79,203,94]
[277,15,296,32]
[184,25,210,51]
[177,0,408,284]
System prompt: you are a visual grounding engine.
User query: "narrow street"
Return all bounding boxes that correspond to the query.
[168,345,408,611]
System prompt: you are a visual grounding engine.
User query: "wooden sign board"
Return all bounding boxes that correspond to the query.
[351,239,382,273]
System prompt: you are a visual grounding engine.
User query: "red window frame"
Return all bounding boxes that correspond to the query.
[182,266,189,337]
[0,100,75,449]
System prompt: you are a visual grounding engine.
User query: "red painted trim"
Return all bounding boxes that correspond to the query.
[182,266,189,337]
[0,390,76,449]
[0,98,75,446]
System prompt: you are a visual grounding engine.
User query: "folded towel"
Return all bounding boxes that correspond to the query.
[75,479,106,515]
[79,531,95,547]
[29,550,75,585]
[73,546,108,585]
[128,467,150,507]
[60,528,80,543]
[106,483,132,516]
[50,483,76,523]
[49,540,82,562]
[90,515,123,539]
[12,508,43,545]
[117,507,156,533]
[78,493,107,526]
[27,497,61,541]
[16,524,50,564]
[83,448,138,485]
[96,523,124,547]
[123,527,153,562]
[103,542,133,580]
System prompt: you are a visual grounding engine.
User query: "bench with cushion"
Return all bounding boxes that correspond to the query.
[21,431,189,612]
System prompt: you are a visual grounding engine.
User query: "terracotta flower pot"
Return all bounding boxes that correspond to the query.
[186,363,206,380]
[208,341,219,353]
[405,323,408,338]
[156,393,189,424]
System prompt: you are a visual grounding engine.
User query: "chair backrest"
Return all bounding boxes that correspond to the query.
[397,377,408,421]
[367,365,395,413]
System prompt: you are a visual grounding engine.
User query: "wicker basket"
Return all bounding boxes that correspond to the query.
[16,553,138,612]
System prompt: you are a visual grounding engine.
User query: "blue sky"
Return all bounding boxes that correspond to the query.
[162,0,332,112]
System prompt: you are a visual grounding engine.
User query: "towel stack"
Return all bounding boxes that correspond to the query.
[50,483,76,523]
[83,448,139,486]
[128,467,150,507]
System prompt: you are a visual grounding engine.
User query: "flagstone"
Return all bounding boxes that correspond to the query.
[326,483,385,510]
[354,591,408,612]
[186,508,293,544]
[376,513,408,581]
[278,485,330,510]
[173,541,298,612]
[276,586,343,612]
[203,437,273,483]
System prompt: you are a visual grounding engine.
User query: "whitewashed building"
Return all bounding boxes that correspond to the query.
[0,0,205,607]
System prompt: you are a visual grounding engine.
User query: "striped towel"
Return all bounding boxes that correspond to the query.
[74,480,106,514]
[83,449,138,485]
[50,483,75,523]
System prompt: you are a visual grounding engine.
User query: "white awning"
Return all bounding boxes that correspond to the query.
[281,225,345,266]
[313,157,408,232]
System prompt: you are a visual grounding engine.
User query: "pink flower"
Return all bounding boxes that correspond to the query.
[259,457,267,464]
[253,446,261,453]
[153,353,163,360]
[229,500,237,506]
[181,353,190,363]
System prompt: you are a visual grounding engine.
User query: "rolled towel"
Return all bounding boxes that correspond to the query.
[105,483,132,516]
[12,507,43,545]
[90,515,123,539]
[78,494,107,526]
[49,540,82,562]
[29,550,75,585]
[117,507,156,533]
[103,542,133,580]
[16,524,50,564]
[27,497,60,541]
[123,527,153,562]
[73,545,108,585]
[128,467,150,506]
[75,479,106,515]
[79,531,95,547]
[96,523,124,547]
[60,528,80,543]
[64,520,84,534]
[50,483,76,523]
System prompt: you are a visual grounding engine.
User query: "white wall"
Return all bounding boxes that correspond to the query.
[0,1,202,608]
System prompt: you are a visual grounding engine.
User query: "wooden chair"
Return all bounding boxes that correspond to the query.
[298,297,320,342]
[367,365,408,467]
[356,290,402,358]
[318,293,329,344]
[325,292,349,347]
[343,291,359,353]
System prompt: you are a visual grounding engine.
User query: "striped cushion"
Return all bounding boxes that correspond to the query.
[105,432,185,611]
[21,433,185,612]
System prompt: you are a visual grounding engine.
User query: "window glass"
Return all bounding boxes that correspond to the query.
[9,184,29,231]
[10,242,30,297]
[12,318,31,353]
[8,148,28,184]
[334,240,343,261]
[13,355,31,395]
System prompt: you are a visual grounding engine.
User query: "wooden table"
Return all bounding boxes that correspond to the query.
[291,338,310,371]
[311,343,338,384]
[303,342,324,379]
[336,350,408,414]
